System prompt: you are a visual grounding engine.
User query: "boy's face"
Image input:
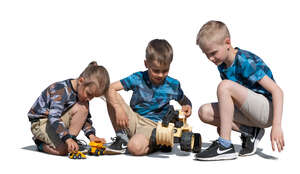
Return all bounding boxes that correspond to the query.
[77,77,100,102]
[200,39,229,66]
[145,60,170,85]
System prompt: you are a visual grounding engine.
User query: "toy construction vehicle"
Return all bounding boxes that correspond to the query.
[88,141,106,156]
[68,151,87,159]
[150,106,202,153]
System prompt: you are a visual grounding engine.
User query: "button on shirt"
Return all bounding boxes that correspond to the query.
[218,48,275,101]
[120,71,185,122]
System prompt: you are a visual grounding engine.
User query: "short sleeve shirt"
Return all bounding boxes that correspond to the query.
[218,48,275,101]
[120,71,184,122]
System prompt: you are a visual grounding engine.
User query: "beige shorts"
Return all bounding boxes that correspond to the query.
[121,101,157,140]
[31,109,72,148]
[234,89,273,128]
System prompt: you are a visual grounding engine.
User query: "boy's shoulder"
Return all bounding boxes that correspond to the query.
[165,75,180,86]
[46,79,73,93]
[236,48,263,62]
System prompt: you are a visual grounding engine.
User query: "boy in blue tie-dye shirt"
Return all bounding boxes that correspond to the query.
[195,21,284,161]
[105,39,192,155]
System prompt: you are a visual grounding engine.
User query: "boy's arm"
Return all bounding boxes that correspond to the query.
[178,95,192,117]
[81,111,96,138]
[105,81,129,129]
[258,75,284,152]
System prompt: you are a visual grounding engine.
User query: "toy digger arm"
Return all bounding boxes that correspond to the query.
[162,105,179,127]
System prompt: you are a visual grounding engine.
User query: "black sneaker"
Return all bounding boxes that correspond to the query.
[105,136,127,154]
[195,140,237,161]
[239,128,265,156]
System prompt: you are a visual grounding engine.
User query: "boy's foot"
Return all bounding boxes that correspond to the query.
[195,140,238,161]
[239,128,265,156]
[105,136,128,154]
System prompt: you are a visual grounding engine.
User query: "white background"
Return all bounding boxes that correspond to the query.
[0,0,299,173]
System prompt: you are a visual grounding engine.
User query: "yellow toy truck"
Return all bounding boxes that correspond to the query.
[88,141,106,156]
[149,105,202,153]
[68,151,87,159]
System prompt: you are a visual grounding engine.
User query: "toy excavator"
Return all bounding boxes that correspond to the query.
[150,105,202,153]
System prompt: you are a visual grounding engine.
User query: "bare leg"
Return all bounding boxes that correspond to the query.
[127,134,150,156]
[41,103,89,155]
[68,102,89,136]
[198,102,241,133]
[216,80,248,140]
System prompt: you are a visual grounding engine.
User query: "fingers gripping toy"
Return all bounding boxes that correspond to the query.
[150,105,202,153]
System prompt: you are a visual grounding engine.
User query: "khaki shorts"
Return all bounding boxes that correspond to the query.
[234,89,273,128]
[31,109,72,148]
[121,101,157,140]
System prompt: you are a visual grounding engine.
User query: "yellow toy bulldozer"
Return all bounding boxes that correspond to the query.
[149,105,202,153]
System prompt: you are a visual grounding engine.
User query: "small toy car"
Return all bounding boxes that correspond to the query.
[68,151,87,159]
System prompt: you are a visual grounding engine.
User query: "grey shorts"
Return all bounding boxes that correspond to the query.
[234,89,273,128]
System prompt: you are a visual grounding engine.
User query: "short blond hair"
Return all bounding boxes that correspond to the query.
[146,39,173,65]
[196,20,230,49]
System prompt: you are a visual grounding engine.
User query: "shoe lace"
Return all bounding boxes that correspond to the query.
[110,136,121,145]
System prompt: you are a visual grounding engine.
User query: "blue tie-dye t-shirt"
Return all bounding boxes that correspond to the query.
[120,71,185,122]
[218,48,275,101]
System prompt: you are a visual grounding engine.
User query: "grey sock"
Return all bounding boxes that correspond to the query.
[116,129,129,143]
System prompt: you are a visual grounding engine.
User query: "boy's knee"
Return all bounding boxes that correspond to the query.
[217,80,233,93]
[127,134,148,156]
[71,103,89,116]
[198,104,212,123]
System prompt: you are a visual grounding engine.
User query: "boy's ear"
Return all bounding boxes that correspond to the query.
[78,77,85,84]
[144,60,148,68]
[224,37,231,48]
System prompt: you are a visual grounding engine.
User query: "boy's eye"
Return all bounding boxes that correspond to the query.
[153,69,160,74]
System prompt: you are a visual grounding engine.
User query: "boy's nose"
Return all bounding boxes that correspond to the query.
[158,73,164,78]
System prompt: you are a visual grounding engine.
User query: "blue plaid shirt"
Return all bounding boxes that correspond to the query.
[218,48,274,101]
[120,71,186,122]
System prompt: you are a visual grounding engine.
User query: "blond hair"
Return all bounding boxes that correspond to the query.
[196,20,230,49]
[80,61,110,96]
[146,39,173,65]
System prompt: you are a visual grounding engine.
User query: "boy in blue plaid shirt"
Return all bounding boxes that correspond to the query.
[195,21,284,160]
[105,39,192,155]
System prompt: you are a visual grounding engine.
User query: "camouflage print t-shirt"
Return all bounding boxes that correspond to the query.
[217,48,275,101]
[28,79,96,140]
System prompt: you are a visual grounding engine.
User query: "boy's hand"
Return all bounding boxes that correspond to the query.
[89,134,106,143]
[181,105,192,117]
[270,125,285,152]
[116,108,129,129]
[65,138,79,153]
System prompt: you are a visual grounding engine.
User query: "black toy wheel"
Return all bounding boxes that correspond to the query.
[180,132,193,152]
[78,154,81,159]
[160,145,172,152]
[95,149,100,156]
[192,133,202,153]
[72,154,77,159]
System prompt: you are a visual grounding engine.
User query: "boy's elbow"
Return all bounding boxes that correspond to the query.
[272,85,284,98]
